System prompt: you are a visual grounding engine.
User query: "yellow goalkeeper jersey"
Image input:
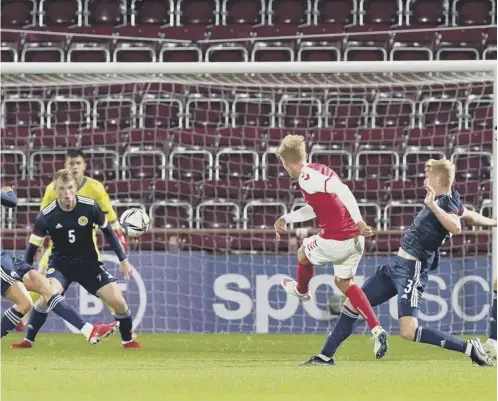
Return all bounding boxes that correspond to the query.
[38,176,117,268]
[41,176,117,222]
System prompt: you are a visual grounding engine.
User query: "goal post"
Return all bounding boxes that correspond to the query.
[1,60,496,335]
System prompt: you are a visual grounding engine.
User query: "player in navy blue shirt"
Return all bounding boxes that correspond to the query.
[12,169,141,349]
[1,186,118,343]
[302,159,496,367]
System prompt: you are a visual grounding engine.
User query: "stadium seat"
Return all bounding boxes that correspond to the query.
[268,0,312,25]
[68,43,111,62]
[355,151,400,180]
[30,127,79,149]
[452,128,494,150]
[0,150,27,181]
[357,128,405,149]
[2,98,44,128]
[29,150,65,180]
[298,44,341,61]
[11,201,40,229]
[169,150,214,181]
[245,178,296,203]
[40,0,83,26]
[406,127,451,148]
[387,179,426,202]
[21,45,65,63]
[2,0,37,27]
[451,151,492,180]
[243,200,288,229]
[150,200,193,228]
[47,97,91,128]
[384,202,425,230]
[222,0,264,24]
[452,0,495,25]
[170,128,218,148]
[325,98,369,128]
[93,98,136,129]
[159,44,203,62]
[153,180,199,202]
[373,97,416,128]
[278,96,322,128]
[14,178,52,200]
[465,97,493,130]
[406,0,449,25]
[267,128,311,147]
[262,149,289,179]
[79,128,126,149]
[418,98,463,129]
[176,0,219,25]
[344,179,388,202]
[122,149,167,180]
[139,98,182,129]
[83,149,120,182]
[309,148,353,179]
[453,180,480,205]
[390,46,433,61]
[196,200,241,228]
[200,179,246,200]
[402,150,446,180]
[232,96,275,128]
[1,46,18,63]
[344,46,387,61]
[185,97,230,128]
[131,0,174,26]
[215,149,259,180]
[436,47,479,60]
[358,202,382,230]
[359,0,403,25]
[85,0,126,26]
[315,0,357,25]
[105,179,153,200]
[114,44,157,62]
[206,45,249,62]
[1,127,31,149]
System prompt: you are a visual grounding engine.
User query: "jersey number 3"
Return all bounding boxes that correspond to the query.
[68,230,76,243]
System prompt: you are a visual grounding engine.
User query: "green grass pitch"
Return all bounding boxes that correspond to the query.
[2,333,496,401]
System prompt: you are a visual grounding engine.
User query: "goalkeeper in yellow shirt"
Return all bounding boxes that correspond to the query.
[18,149,128,329]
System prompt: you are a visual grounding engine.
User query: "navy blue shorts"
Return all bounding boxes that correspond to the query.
[361,256,429,318]
[1,252,34,297]
[46,260,116,296]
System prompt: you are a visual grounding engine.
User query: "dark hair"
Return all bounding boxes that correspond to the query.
[66,149,86,160]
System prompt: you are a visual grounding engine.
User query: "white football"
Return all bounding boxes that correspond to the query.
[120,208,150,237]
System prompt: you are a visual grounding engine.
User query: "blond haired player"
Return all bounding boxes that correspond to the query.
[17,149,128,330]
[273,135,388,361]
[301,159,495,366]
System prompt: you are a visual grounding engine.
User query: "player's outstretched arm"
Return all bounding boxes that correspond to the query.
[275,205,316,239]
[1,186,17,208]
[461,208,497,228]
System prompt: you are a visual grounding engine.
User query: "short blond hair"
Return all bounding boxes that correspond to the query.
[276,135,306,163]
[53,169,76,185]
[425,159,455,187]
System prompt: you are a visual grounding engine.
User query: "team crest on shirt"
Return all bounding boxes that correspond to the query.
[78,216,89,226]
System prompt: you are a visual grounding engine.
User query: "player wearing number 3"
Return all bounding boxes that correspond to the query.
[307,159,495,367]
[274,135,389,360]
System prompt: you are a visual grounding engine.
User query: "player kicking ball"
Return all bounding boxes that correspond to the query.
[11,169,141,350]
[274,135,388,359]
[1,186,118,343]
[302,159,495,367]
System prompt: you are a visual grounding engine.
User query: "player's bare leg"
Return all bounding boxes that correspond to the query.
[1,282,33,338]
[97,282,141,349]
[483,279,497,360]
[399,316,493,366]
[281,247,313,302]
[11,276,118,348]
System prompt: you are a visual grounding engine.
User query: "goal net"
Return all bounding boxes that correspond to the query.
[1,61,496,335]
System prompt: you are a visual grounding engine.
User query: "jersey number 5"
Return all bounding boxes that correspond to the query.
[68,230,76,243]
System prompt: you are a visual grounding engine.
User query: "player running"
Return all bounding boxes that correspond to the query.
[18,148,128,331]
[1,186,118,343]
[301,159,495,367]
[274,135,388,359]
[11,169,141,350]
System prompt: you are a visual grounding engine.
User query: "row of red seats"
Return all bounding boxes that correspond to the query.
[1,148,492,182]
[2,0,495,28]
[5,197,492,232]
[1,95,493,131]
[1,127,494,151]
[1,231,491,255]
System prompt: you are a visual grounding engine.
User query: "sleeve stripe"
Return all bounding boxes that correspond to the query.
[324,177,331,193]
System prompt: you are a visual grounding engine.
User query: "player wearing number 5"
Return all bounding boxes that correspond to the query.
[18,149,128,331]
[12,169,141,349]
